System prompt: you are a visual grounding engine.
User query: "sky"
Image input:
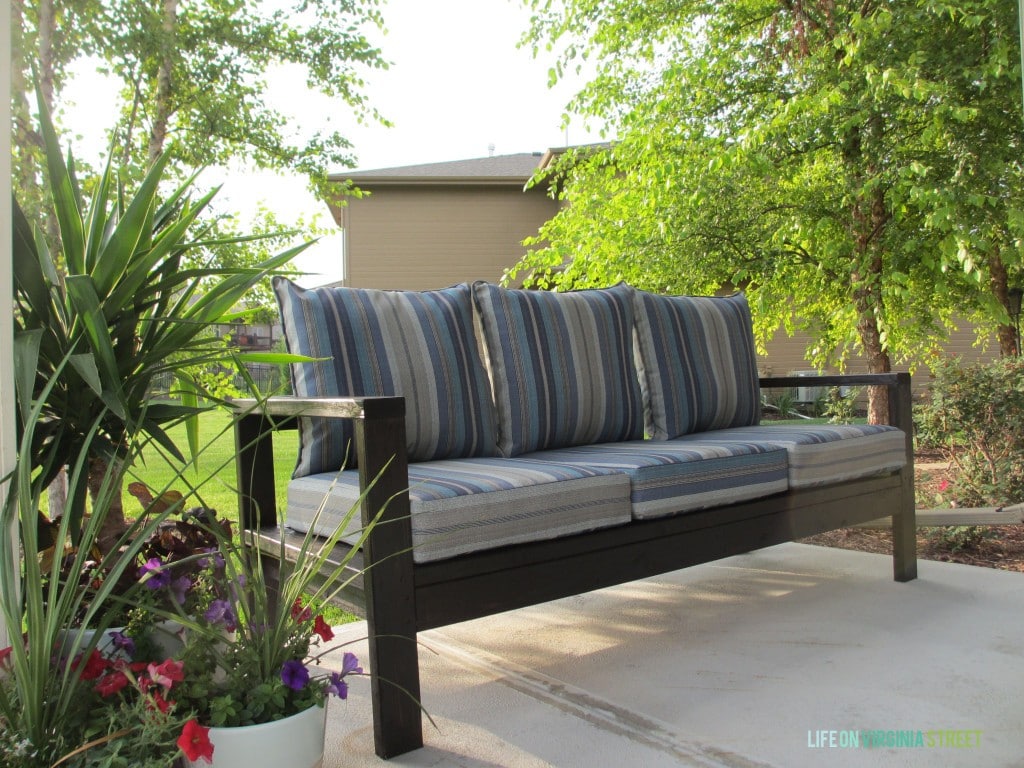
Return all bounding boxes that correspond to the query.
[69,0,600,285]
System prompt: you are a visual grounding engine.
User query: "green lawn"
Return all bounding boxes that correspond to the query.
[126,409,296,519]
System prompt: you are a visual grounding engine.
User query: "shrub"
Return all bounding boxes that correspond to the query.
[916,356,1024,506]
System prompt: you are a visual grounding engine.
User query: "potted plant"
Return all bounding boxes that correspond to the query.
[165,486,382,768]
[2,88,318,765]
[0,358,193,766]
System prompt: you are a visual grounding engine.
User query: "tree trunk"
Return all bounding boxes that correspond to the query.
[148,0,179,164]
[849,145,892,425]
[88,456,129,556]
[36,0,55,111]
[852,268,892,425]
[989,249,1018,357]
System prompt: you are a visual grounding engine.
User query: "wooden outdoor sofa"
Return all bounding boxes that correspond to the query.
[233,280,917,760]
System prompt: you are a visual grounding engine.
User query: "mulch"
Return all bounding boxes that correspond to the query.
[800,448,1024,573]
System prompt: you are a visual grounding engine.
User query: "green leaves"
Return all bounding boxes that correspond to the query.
[12,92,311,538]
[516,0,1024,378]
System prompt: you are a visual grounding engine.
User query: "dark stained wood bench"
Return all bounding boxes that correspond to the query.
[233,372,916,760]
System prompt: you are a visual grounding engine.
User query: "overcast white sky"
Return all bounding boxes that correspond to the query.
[201,0,600,284]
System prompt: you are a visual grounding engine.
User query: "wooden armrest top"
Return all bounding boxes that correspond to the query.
[760,372,907,389]
[230,395,405,420]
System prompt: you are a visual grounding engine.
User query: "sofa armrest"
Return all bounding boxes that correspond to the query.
[231,394,421,754]
[230,395,408,530]
[759,372,912,431]
[760,371,916,581]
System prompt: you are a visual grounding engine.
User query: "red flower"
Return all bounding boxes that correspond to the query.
[178,719,214,763]
[148,658,185,689]
[290,598,312,623]
[76,649,110,680]
[313,615,334,642]
[95,671,131,697]
[148,689,173,714]
[0,646,11,668]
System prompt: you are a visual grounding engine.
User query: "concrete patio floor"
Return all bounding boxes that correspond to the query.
[319,542,1024,767]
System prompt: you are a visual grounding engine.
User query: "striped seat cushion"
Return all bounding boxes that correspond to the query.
[523,440,789,520]
[673,425,907,488]
[633,291,761,440]
[274,279,497,477]
[473,282,644,456]
[284,458,631,563]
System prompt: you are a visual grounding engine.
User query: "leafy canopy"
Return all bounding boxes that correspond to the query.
[516,0,1024,384]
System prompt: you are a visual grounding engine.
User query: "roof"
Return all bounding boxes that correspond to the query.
[329,153,547,187]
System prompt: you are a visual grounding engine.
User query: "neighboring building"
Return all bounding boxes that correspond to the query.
[326,152,561,290]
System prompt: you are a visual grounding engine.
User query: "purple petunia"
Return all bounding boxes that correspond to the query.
[138,558,170,589]
[197,548,225,572]
[340,652,362,676]
[108,630,136,657]
[325,652,362,699]
[325,672,348,699]
[203,599,237,630]
[170,575,192,606]
[281,659,309,691]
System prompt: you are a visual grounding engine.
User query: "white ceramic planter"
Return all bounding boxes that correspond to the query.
[185,703,328,768]
[57,619,186,661]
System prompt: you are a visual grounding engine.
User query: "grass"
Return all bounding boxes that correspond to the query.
[127,409,357,625]
[126,409,296,517]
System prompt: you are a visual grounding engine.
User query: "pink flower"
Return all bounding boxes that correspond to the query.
[148,659,185,689]
[937,479,950,492]
[178,719,214,763]
[313,615,334,642]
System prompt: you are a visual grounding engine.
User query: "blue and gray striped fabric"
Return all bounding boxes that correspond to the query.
[284,457,632,563]
[473,282,645,456]
[274,278,498,477]
[633,291,761,440]
[674,425,907,488]
[524,440,789,520]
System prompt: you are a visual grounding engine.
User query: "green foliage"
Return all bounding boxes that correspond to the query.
[916,355,1024,506]
[762,389,798,419]
[516,0,1024,385]
[12,93,311,540]
[823,387,862,424]
[12,0,389,195]
[927,525,996,554]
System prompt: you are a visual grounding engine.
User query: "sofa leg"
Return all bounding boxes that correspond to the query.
[357,403,423,758]
[893,505,918,582]
[890,372,917,583]
[367,626,424,758]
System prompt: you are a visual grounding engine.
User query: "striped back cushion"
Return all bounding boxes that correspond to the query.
[473,282,644,456]
[633,291,761,439]
[274,278,498,476]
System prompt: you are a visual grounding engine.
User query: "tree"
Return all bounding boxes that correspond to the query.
[517,0,1024,422]
[12,0,388,204]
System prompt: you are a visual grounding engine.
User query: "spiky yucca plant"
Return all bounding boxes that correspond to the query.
[12,91,311,547]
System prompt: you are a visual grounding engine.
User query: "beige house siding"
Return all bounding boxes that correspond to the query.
[336,185,559,290]
[760,319,1001,396]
